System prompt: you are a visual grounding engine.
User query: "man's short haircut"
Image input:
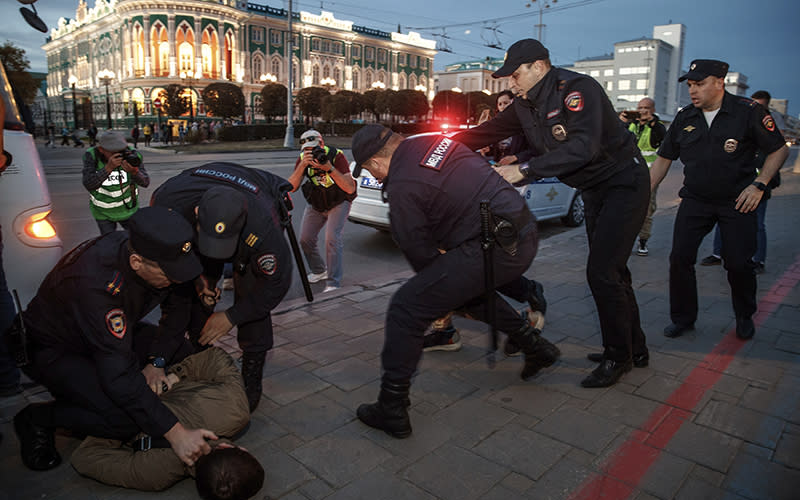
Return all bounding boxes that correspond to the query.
[751,90,771,106]
[372,131,404,159]
[195,447,265,500]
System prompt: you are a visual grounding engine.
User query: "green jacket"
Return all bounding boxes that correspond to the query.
[82,147,147,221]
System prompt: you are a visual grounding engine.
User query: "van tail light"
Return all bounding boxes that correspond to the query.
[23,210,57,239]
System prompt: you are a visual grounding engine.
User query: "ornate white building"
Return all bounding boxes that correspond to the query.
[43,0,436,126]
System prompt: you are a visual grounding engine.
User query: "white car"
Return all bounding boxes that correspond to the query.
[348,168,584,231]
[1,65,62,306]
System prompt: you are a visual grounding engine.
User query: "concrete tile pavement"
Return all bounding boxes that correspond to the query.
[2,165,800,499]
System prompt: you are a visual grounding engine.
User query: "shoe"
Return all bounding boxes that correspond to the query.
[736,316,755,340]
[587,352,649,368]
[637,239,649,256]
[222,278,234,290]
[241,351,267,412]
[700,255,722,266]
[527,280,548,315]
[357,379,412,438]
[503,338,522,357]
[14,405,61,471]
[580,359,633,388]
[423,327,462,352]
[506,309,546,357]
[307,271,327,283]
[753,262,765,275]
[508,321,560,380]
[323,285,340,293]
[663,323,694,338]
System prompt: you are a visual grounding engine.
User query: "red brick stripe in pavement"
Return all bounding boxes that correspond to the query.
[568,254,800,500]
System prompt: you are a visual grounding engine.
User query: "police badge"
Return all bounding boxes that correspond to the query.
[552,124,567,141]
[724,138,738,153]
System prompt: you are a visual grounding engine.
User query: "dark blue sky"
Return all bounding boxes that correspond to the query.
[5,0,798,115]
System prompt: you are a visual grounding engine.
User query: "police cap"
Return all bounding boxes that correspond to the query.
[197,186,247,259]
[350,124,392,178]
[128,206,202,282]
[679,59,729,82]
[492,39,549,78]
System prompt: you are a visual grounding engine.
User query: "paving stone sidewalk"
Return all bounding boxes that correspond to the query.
[1,166,799,499]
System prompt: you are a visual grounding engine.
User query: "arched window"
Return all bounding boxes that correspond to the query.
[131,88,145,112]
[202,27,219,79]
[133,23,145,77]
[419,75,426,90]
[333,67,341,86]
[224,31,234,80]
[252,54,264,82]
[377,70,386,86]
[365,69,373,87]
[352,68,360,90]
[409,74,417,90]
[312,65,320,85]
[150,23,168,77]
[398,73,406,90]
[271,58,281,81]
[176,24,194,73]
[322,65,330,79]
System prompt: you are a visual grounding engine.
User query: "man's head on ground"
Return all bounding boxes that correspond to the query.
[751,90,771,109]
[299,129,324,153]
[97,130,128,156]
[492,39,552,98]
[195,186,248,260]
[195,446,264,500]
[350,124,403,182]
[127,206,202,288]
[636,98,656,124]
[679,59,728,111]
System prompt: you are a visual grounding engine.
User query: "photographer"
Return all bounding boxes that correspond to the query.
[288,130,356,292]
[619,98,666,256]
[82,130,149,234]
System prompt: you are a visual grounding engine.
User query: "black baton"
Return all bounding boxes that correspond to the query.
[10,290,30,367]
[480,200,497,368]
[278,187,314,302]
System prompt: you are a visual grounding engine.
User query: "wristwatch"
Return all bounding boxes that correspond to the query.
[518,162,532,178]
[147,356,166,368]
[751,181,766,191]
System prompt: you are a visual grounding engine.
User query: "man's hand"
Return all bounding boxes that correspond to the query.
[735,184,764,213]
[198,311,234,346]
[497,155,518,166]
[105,153,123,172]
[618,111,630,123]
[142,364,172,395]
[164,422,217,466]
[194,275,221,308]
[120,160,139,174]
[493,163,526,185]
[477,108,492,125]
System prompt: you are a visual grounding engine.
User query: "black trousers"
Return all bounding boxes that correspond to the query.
[669,197,757,325]
[382,230,538,382]
[581,159,650,361]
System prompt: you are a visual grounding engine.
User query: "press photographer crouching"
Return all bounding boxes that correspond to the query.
[82,130,149,235]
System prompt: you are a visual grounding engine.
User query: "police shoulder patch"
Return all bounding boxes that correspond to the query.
[762,115,776,132]
[257,253,277,275]
[420,136,456,170]
[564,91,584,112]
[105,308,127,339]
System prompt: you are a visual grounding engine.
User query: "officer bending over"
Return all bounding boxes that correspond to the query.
[151,162,294,412]
[13,207,213,472]
[351,124,561,439]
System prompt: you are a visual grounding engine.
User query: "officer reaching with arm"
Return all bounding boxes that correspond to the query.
[12,207,214,472]
[452,39,651,388]
[151,162,295,412]
[649,60,789,341]
[350,125,560,439]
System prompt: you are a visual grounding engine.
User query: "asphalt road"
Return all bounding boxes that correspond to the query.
[38,140,775,302]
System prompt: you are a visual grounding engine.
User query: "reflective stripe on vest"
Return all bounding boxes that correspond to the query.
[87,147,139,221]
[629,122,657,165]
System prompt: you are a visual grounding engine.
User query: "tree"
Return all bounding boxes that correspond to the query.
[334,90,364,120]
[161,84,188,118]
[466,91,494,124]
[260,82,287,121]
[321,93,351,123]
[0,42,42,104]
[375,89,397,122]
[202,82,244,119]
[395,89,429,121]
[361,89,383,121]
[295,87,329,122]
[432,90,466,123]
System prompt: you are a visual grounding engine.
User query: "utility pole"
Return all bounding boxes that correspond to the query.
[283,0,295,148]
[529,0,557,41]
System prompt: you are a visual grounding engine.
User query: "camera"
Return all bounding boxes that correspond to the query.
[623,110,640,120]
[121,149,142,167]
[311,145,330,164]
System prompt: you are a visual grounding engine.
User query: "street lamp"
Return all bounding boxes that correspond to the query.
[414,84,427,92]
[260,73,277,83]
[320,76,336,91]
[68,74,79,130]
[180,70,201,122]
[371,81,386,90]
[97,69,115,129]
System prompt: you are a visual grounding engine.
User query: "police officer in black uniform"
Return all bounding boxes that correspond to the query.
[452,39,651,388]
[151,162,294,412]
[350,124,561,439]
[13,207,214,472]
[650,60,788,340]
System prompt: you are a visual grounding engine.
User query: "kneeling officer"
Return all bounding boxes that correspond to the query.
[350,125,560,438]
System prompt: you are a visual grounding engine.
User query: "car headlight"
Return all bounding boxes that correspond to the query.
[24,209,57,239]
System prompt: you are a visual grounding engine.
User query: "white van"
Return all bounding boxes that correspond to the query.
[1,64,62,306]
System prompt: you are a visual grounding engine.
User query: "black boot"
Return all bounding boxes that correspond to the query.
[14,404,61,471]
[356,378,412,438]
[241,351,267,413]
[509,323,561,380]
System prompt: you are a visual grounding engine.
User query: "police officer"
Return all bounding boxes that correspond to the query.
[650,60,789,340]
[13,207,213,472]
[452,39,651,388]
[350,124,561,439]
[151,162,294,412]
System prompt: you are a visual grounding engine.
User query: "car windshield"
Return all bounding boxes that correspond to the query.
[0,64,24,131]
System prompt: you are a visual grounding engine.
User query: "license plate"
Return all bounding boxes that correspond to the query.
[360,177,383,190]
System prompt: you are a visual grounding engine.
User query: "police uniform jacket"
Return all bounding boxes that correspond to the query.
[453,67,639,191]
[658,91,786,202]
[386,134,534,272]
[151,162,293,327]
[22,232,193,437]
[71,347,250,491]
